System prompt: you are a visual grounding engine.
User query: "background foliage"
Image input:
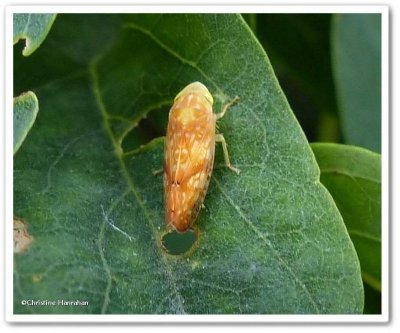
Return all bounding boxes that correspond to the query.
[251,13,382,314]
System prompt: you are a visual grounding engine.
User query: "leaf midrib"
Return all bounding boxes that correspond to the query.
[90,59,186,314]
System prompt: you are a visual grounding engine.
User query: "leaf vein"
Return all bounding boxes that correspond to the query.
[347,229,381,243]
[213,177,321,313]
[319,168,380,184]
[123,21,230,101]
[41,134,85,194]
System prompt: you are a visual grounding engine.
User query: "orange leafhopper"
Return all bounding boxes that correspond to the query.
[164,82,240,233]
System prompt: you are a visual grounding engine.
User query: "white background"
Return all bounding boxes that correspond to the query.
[1,0,398,332]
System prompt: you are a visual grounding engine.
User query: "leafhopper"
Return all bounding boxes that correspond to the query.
[164,82,240,233]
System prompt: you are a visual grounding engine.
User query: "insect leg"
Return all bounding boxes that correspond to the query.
[215,96,240,120]
[215,134,240,175]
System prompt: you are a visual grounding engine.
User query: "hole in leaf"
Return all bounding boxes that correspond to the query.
[162,229,197,255]
[121,105,169,153]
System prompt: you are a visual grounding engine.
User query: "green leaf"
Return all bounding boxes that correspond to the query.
[14,14,363,314]
[14,13,57,56]
[13,14,56,154]
[311,143,381,292]
[331,14,381,152]
[13,91,39,155]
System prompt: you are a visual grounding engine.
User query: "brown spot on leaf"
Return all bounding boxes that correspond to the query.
[32,273,43,283]
[13,216,34,254]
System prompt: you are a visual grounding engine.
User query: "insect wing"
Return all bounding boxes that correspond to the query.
[164,110,215,232]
